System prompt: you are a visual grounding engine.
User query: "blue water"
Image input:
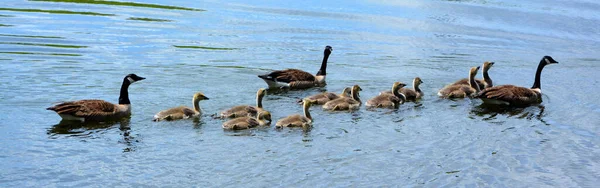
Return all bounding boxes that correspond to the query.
[1,0,600,187]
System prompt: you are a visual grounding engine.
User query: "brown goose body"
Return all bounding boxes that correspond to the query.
[382,77,423,102]
[300,87,351,105]
[46,74,145,122]
[323,85,362,111]
[220,88,268,118]
[475,56,558,106]
[367,82,407,109]
[438,67,481,99]
[153,92,209,121]
[258,46,332,89]
[276,100,313,128]
[451,61,494,90]
[223,111,271,130]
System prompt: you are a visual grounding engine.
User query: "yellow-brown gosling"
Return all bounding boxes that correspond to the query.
[381,77,423,102]
[258,46,332,89]
[438,66,481,98]
[366,82,407,109]
[451,61,494,90]
[322,85,362,111]
[299,87,351,105]
[276,99,314,128]
[222,111,272,130]
[152,92,209,121]
[220,88,268,118]
[475,56,558,106]
[46,74,145,122]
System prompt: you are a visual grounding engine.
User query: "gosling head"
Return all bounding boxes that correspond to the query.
[125,73,145,84]
[483,61,494,71]
[413,77,423,87]
[193,92,210,102]
[258,111,272,122]
[351,85,362,98]
[392,82,407,91]
[470,66,480,77]
[302,99,315,107]
[341,87,352,97]
[257,88,267,97]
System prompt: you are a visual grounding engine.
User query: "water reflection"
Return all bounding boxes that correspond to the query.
[47,118,138,152]
[470,104,548,124]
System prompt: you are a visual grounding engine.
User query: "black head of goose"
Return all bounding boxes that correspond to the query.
[257,46,332,89]
[476,56,558,106]
[47,73,145,122]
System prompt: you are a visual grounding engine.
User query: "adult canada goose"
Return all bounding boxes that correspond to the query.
[323,85,362,111]
[220,88,268,118]
[222,111,272,130]
[258,46,332,89]
[381,77,423,102]
[47,73,145,122]
[366,82,407,108]
[275,99,314,128]
[475,56,558,106]
[298,87,351,105]
[152,92,209,121]
[438,67,481,98]
[452,61,494,90]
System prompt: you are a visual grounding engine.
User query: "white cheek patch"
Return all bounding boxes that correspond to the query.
[545,58,550,64]
[127,77,135,83]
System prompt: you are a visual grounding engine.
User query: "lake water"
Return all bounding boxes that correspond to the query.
[1,0,600,187]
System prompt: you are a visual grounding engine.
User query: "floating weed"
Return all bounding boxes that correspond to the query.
[30,0,205,11]
[0,7,114,16]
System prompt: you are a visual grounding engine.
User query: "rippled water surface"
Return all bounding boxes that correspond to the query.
[1,0,600,187]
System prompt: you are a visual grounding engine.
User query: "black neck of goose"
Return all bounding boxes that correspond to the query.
[531,60,546,89]
[316,53,330,76]
[118,79,131,104]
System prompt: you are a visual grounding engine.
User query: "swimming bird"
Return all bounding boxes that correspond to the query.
[46,73,145,122]
[275,99,314,128]
[299,87,351,105]
[152,92,209,121]
[381,77,423,102]
[366,82,407,108]
[438,67,481,98]
[220,88,268,118]
[222,111,272,130]
[475,56,558,106]
[258,46,332,89]
[452,61,494,90]
[323,85,362,111]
